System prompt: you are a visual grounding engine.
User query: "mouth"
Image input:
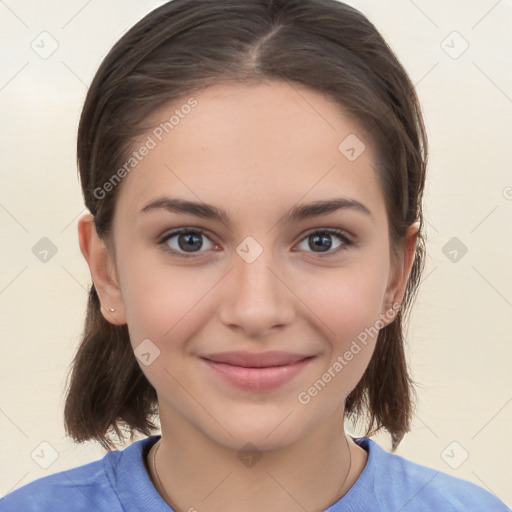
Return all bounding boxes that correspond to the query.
[199,351,316,391]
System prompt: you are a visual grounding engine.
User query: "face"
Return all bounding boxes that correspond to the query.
[83,80,415,451]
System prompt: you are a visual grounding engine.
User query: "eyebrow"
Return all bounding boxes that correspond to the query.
[140,196,374,224]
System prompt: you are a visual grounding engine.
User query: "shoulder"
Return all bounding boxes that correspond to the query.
[356,437,509,512]
[0,437,156,512]
[0,458,118,512]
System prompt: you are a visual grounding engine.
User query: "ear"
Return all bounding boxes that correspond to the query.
[77,212,127,325]
[380,222,420,325]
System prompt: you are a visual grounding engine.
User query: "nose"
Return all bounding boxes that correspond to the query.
[217,248,296,338]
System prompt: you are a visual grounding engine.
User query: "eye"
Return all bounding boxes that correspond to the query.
[157,227,353,259]
[158,228,217,258]
[296,229,353,257]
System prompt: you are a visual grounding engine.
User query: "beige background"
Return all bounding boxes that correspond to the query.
[1,0,511,506]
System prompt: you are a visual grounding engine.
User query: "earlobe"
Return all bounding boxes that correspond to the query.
[77,212,127,325]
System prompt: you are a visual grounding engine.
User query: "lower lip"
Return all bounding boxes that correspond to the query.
[201,357,315,391]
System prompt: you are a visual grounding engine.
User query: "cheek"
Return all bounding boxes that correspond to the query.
[295,252,390,386]
[117,249,219,348]
[302,259,389,339]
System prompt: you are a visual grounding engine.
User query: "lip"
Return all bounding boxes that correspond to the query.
[200,351,315,391]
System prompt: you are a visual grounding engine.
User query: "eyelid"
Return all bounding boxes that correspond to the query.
[157,227,219,256]
[301,226,353,242]
[157,226,354,258]
[295,227,353,257]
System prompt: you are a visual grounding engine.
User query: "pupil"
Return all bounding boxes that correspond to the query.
[176,232,333,254]
[179,233,202,252]
[311,233,331,252]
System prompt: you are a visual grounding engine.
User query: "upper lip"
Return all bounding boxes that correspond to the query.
[200,351,314,368]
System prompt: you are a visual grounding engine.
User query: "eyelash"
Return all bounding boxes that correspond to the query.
[157,227,353,259]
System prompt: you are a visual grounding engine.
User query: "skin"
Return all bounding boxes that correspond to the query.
[78,80,418,512]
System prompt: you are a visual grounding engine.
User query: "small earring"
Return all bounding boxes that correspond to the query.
[109,307,115,312]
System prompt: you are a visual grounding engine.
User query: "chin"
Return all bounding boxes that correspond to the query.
[203,409,309,452]
[218,429,301,453]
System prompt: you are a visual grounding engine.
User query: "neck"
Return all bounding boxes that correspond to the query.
[147,408,367,512]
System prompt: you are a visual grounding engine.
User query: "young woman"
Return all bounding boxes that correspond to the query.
[1,0,508,511]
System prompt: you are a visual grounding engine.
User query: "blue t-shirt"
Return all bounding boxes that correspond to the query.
[0,435,509,511]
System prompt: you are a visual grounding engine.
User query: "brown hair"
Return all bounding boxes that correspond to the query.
[64,0,427,452]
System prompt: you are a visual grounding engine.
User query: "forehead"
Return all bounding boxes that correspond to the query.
[113,80,386,228]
